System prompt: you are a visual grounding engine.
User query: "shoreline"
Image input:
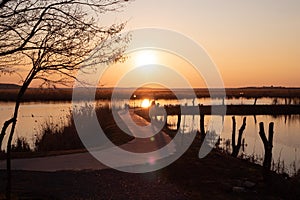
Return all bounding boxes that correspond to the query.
[1,87,300,102]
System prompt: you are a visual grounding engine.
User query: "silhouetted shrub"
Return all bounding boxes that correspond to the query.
[34,104,133,152]
[11,137,31,153]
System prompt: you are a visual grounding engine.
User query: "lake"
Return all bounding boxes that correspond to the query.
[0,97,299,175]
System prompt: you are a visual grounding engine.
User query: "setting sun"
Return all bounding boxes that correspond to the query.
[141,99,151,108]
[134,50,158,67]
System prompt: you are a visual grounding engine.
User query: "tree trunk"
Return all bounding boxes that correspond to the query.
[6,99,20,200]
[0,119,15,147]
[2,70,36,200]
[259,122,274,180]
[231,117,247,157]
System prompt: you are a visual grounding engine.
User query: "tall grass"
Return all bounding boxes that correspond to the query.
[34,119,84,152]
[4,104,133,155]
[35,104,133,152]
[11,137,31,153]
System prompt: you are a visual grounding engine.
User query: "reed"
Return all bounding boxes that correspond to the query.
[1,104,133,157]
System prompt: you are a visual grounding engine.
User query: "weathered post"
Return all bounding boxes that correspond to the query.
[163,110,168,128]
[231,116,247,157]
[253,115,257,124]
[231,116,236,153]
[259,122,274,180]
[254,97,258,105]
[200,114,205,136]
[177,113,181,131]
[285,98,287,105]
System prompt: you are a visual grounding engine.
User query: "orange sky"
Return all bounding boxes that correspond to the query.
[1,0,299,88]
[101,0,300,88]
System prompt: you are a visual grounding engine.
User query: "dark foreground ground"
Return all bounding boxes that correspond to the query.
[1,140,300,200]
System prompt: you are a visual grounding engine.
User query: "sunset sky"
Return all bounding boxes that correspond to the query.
[1,0,299,88]
[105,0,300,88]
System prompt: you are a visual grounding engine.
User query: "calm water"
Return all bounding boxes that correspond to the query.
[0,102,71,149]
[0,98,299,175]
[168,114,300,175]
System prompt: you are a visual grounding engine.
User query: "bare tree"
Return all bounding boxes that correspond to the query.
[0,0,132,198]
[0,0,11,9]
[259,122,274,180]
[231,116,247,157]
[0,0,131,57]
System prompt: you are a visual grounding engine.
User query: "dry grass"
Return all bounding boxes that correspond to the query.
[0,105,133,159]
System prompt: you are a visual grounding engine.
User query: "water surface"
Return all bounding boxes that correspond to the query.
[0,98,299,175]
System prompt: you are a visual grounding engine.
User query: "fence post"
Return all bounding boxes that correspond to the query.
[177,113,181,131]
[231,116,236,153]
[200,114,205,136]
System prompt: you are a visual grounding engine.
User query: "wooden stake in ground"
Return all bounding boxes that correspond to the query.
[231,117,247,157]
[259,122,274,179]
[177,113,181,131]
[200,114,205,136]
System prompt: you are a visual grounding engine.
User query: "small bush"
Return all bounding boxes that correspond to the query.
[34,104,133,152]
[11,137,31,152]
[34,120,84,152]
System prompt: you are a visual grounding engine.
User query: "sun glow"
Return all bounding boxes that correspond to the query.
[134,50,157,67]
[141,99,151,108]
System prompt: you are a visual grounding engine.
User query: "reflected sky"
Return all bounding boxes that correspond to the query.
[0,99,299,175]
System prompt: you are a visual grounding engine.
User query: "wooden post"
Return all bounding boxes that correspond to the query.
[288,98,292,105]
[254,97,258,105]
[285,98,287,105]
[163,111,168,128]
[284,115,287,124]
[259,122,274,180]
[231,116,236,153]
[253,115,257,124]
[242,138,245,152]
[231,117,247,157]
[200,114,205,136]
[177,113,181,131]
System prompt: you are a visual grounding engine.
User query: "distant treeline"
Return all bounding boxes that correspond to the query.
[0,87,300,102]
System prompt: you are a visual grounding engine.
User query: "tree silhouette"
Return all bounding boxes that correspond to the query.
[231,116,247,157]
[0,0,132,198]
